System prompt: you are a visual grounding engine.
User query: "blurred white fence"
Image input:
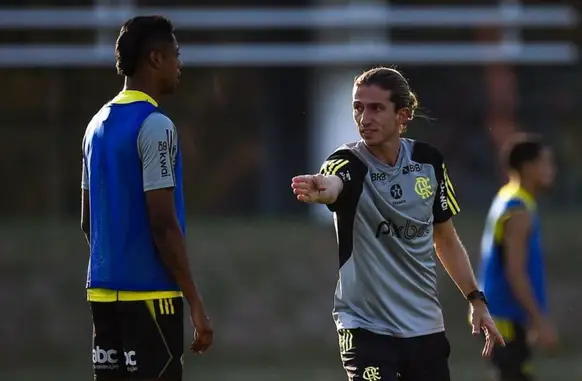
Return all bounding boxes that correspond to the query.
[0,4,577,66]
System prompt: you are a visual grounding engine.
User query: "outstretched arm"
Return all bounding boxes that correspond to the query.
[292,174,344,204]
[292,149,368,209]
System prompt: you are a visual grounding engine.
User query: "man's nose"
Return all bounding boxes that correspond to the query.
[359,109,373,126]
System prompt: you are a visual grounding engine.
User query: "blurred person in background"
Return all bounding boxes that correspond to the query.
[291,66,504,381]
[479,134,558,381]
[81,16,213,381]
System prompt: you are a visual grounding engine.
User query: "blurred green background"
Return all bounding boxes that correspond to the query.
[2,213,580,380]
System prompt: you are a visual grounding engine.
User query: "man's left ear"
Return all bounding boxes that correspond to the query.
[149,50,163,69]
[397,107,411,125]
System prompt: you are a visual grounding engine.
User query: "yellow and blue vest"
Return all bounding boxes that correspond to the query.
[83,90,184,302]
[478,183,547,323]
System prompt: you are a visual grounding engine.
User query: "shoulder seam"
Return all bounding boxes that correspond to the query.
[410,140,443,166]
[321,149,368,179]
[327,149,365,164]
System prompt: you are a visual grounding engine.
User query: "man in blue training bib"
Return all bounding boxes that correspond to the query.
[81,16,213,381]
[479,133,558,381]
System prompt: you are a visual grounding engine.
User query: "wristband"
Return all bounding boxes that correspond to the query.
[466,290,488,306]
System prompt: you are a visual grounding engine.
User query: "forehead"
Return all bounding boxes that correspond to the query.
[352,84,392,105]
[148,36,178,57]
[539,147,553,161]
[529,146,553,165]
[170,35,179,49]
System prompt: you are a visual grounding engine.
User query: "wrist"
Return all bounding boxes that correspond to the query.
[315,191,332,205]
[529,314,546,327]
[469,299,487,311]
[326,175,343,195]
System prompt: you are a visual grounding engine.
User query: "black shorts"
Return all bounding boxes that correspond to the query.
[490,319,532,381]
[338,328,451,381]
[91,298,184,381]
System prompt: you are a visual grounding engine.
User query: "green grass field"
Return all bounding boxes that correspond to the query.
[3,216,581,381]
[4,354,582,381]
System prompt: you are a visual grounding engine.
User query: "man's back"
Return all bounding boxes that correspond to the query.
[321,138,460,337]
[83,90,184,293]
[82,17,213,381]
[82,90,189,380]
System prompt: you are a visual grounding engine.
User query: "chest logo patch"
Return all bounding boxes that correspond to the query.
[414,176,433,199]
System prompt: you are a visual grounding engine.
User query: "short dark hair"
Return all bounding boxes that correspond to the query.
[502,133,545,172]
[354,67,419,121]
[115,16,175,77]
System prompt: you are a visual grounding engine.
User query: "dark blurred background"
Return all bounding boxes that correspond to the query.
[1,0,581,380]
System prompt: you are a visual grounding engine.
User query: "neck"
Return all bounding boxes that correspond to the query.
[365,137,401,166]
[508,175,537,197]
[124,76,160,103]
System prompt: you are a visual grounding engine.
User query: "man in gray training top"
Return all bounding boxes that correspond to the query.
[291,67,505,381]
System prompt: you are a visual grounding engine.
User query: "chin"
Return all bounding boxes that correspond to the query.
[361,136,385,147]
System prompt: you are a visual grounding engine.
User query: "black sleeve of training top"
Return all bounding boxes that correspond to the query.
[319,149,368,212]
[411,141,461,224]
